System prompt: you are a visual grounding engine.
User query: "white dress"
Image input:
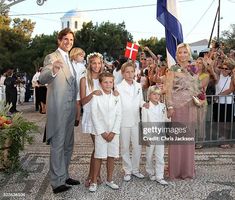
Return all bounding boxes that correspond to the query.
[81,78,100,134]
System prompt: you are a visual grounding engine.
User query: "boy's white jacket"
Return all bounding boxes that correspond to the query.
[91,91,122,135]
[142,101,168,122]
[117,79,145,127]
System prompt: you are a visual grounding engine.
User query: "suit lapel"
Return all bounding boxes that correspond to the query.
[55,50,72,85]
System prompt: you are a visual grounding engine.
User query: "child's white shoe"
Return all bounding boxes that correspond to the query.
[89,183,97,192]
[123,174,131,181]
[149,174,156,181]
[156,179,168,185]
[106,181,119,190]
[132,172,145,179]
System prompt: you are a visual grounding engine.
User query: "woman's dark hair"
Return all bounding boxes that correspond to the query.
[115,56,128,71]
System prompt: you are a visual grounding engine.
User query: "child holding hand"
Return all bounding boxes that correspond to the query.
[142,86,168,185]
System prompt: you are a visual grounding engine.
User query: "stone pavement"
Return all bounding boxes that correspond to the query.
[0,102,234,200]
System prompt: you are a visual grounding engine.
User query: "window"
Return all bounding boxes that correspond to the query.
[75,21,78,29]
[67,21,70,28]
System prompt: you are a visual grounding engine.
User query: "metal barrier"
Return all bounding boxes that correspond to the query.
[196,94,235,145]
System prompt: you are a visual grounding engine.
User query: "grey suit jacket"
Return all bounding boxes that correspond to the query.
[39,49,77,141]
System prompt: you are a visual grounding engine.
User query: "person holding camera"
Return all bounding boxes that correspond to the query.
[214,58,235,148]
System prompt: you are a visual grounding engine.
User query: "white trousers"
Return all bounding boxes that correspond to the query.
[120,126,142,174]
[145,144,164,180]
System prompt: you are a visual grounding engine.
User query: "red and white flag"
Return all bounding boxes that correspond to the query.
[124,42,139,61]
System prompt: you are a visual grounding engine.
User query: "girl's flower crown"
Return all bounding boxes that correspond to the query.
[86,52,103,63]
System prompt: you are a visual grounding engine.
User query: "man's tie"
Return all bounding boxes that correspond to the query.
[65,55,75,77]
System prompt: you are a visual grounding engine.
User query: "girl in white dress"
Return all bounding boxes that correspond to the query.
[80,52,103,186]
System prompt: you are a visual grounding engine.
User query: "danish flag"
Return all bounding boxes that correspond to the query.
[124,42,139,61]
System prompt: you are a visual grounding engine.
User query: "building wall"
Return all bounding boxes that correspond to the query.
[61,17,84,32]
[190,45,207,55]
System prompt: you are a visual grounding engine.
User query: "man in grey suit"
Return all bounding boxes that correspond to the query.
[39,28,80,194]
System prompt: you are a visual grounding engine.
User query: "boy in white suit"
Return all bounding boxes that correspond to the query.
[117,61,147,181]
[142,86,168,185]
[90,72,122,192]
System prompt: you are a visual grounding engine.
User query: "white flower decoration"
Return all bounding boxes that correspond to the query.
[86,52,103,63]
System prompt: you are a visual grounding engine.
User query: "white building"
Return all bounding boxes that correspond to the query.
[189,39,209,55]
[61,9,90,32]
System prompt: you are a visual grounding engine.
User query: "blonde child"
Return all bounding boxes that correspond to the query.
[117,61,147,181]
[80,52,103,186]
[70,47,86,125]
[89,72,121,192]
[142,86,168,185]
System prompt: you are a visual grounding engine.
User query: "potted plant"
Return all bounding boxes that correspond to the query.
[0,102,38,172]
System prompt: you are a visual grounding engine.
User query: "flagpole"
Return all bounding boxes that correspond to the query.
[208,6,219,48]
[217,0,221,43]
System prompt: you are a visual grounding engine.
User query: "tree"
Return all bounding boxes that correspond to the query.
[221,24,235,52]
[74,21,133,60]
[74,22,97,53]
[138,37,166,60]
[0,2,9,16]
[0,8,35,74]
[29,33,58,72]
[95,21,132,60]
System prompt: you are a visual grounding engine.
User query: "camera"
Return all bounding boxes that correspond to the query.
[214,41,220,49]
[144,69,148,76]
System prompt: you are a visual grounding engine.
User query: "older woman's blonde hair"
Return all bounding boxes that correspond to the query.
[69,47,85,61]
[176,43,192,62]
[223,57,235,70]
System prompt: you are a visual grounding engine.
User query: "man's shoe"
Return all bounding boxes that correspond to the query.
[53,185,71,194]
[132,172,145,179]
[66,178,80,185]
[123,174,131,181]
